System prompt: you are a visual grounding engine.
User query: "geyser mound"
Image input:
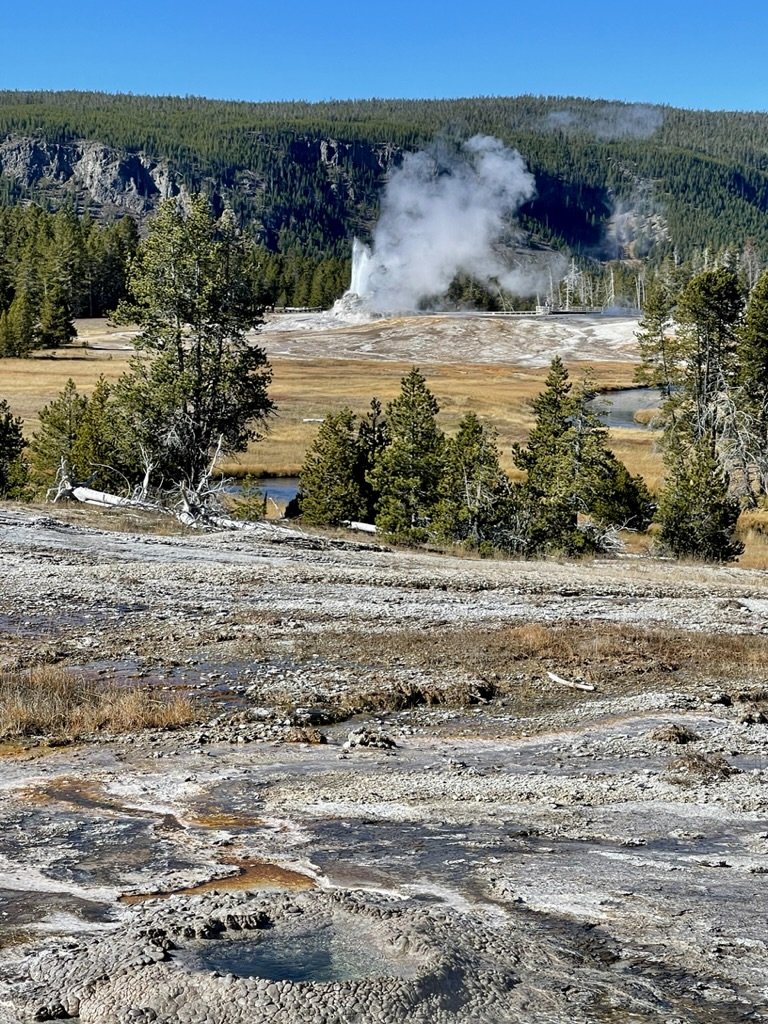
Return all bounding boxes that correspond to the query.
[329,288,381,323]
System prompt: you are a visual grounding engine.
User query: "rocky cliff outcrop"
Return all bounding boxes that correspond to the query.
[0,136,184,219]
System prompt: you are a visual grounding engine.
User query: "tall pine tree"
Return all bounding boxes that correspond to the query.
[370,368,445,542]
[115,196,273,496]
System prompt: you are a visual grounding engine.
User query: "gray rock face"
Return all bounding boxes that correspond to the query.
[0,136,184,217]
[0,132,398,226]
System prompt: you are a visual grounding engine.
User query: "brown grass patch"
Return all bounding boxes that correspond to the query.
[285,726,328,744]
[295,620,768,706]
[736,510,768,569]
[5,333,650,480]
[2,347,130,433]
[632,407,661,427]
[23,330,768,563]
[0,666,197,741]
[226,357,647,479]
[346,677,499,716]
[647,723,700,744]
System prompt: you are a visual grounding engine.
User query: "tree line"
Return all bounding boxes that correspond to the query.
[4,91,768,264]
[297,362,653,556]
[0,204,138,355]
[0,201,352,353]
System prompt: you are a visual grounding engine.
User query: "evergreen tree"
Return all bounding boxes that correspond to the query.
[299,408,365,526]
[587,458,655,533]
[29,379,88,487]
[115,195,273,496]
[2,287,37,355]
[657,441,743,562]
[0,310,17,357]
[673,268,744,445]
[569,375,654,532]
[70,376,138,491]
[37,282,76,349]
[0,399,28,498]
[370,368,445,542]
[356,397,388,522]
[512,357,585,553]
[432,412,511,549]
[513,359,651,554]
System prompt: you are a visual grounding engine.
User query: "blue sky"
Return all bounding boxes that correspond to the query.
[2,1,767,112]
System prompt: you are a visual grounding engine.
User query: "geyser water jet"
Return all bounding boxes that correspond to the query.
[349,237,373,298]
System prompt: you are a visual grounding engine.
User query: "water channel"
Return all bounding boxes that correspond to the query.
[591,387,662,430]
[257,477,300,504]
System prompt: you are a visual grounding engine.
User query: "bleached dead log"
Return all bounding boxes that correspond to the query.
[70,487,130,507]
[546,671,595,692]
[343,520,378,534]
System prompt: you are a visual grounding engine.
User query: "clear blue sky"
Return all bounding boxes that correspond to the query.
[2,0,767,112]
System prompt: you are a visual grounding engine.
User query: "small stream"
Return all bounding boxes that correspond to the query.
[591,387,663,430]
[257,477,300,505]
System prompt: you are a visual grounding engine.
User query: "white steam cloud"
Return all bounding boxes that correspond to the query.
[348,136,545,313]
[545,104,664,141]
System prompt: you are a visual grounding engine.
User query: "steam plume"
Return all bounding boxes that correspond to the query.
[545,103,664,141]
[348,136,544,313]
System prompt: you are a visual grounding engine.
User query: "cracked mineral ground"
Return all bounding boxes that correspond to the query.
[1,505,768,1022]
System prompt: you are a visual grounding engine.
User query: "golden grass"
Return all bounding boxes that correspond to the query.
[736,529,768,569]
[3,332,650,478]
[607,428,666,491]
[223,357,647,479]
[1,352,128,433]
[7,325,768,565]
[0,666,197,741]
[632,407,660,427]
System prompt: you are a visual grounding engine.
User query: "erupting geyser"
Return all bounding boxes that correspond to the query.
[341,135,553,315]
[349,237,374,299]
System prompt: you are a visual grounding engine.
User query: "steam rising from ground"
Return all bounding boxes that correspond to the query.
[347,136,550,314]
[545,103,664,141]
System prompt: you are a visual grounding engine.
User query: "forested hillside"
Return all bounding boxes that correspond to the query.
[2,91,768,269]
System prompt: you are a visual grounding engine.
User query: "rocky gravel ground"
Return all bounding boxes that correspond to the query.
[1,505,768,1022]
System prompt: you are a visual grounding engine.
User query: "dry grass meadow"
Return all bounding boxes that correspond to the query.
[0,665,197,742]
[5,316,768,562]
[2,319,660,480]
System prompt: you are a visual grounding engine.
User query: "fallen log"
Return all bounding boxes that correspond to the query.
[546,671,596,692]
[71,486,156,510]
[342,520,377,534]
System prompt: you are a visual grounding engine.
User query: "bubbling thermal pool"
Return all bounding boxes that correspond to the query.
[182,922,413,983]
